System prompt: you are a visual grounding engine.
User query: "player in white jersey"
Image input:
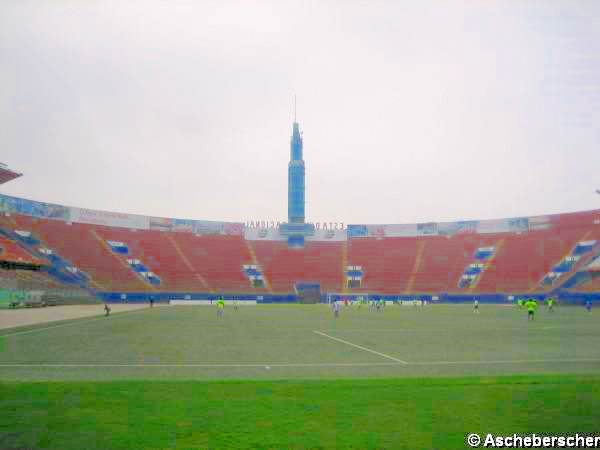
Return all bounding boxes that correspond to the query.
[333,300,340,318]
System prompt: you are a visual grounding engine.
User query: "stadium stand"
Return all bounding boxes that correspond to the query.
[575,263,600,291]
[94,228,207,292]
[252,241,344,293]
[12,217,149,291]
[409,235,495,293]
[0,237,43,266]
[171,233,258,292]
[1,200,599,298]
[474,229,580,293]
[346,237,417,294]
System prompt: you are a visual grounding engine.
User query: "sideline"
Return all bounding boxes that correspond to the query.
[0,362,403,368]
[2,358,600,369]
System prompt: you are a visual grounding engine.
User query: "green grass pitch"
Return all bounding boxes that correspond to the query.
[1,303,600,449]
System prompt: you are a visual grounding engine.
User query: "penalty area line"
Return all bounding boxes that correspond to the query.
[313,330,408,364]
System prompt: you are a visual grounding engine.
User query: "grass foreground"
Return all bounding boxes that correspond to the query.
[2,375,600,449]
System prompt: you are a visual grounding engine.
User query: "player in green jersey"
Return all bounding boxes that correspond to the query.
[216,297,225,317]
[525,298,537,321]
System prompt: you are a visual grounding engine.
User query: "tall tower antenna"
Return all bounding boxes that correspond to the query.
[288,104,304,224]
[280,102,315,247]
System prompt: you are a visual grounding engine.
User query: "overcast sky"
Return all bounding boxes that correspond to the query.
[1,1,599,225]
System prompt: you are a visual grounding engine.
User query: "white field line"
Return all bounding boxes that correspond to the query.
[319,327,567,333]
[0,307,157,338]
[1,359,600,369]
[0,362,403,368]
[313,330,408,364]
[408,358,600,366]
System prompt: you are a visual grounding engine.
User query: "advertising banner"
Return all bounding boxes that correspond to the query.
[437,220,478,236]
[0,194,70,221]
[170,218,244,235]
[149,216,173,232]
[171,218,195,233]
[70,207,149,229]
[528,215,553,231]
[383,224,419,237]
[366,225,385,238]
[221,222,244,236]
[417,222,438,236]
[347,225,368,238]
[244,227,286,241]
[508,217,529,232]
[476,219,510,234]
[306,229,347,241]
[193,220,229,235]
[346,225,388,238]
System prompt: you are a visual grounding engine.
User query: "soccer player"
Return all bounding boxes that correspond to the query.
[517,298,524,309]
[233,299,239,311]
[217,297,225,317]
[473,299,479,313]
[547,297,555,312]
[333,300,340,318]
[149,297,154,308]
[104,303,111,317]
[525,298,537,321]
[585,299,592,312]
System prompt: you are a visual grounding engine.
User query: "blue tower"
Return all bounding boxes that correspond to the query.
[280,102,314,247]
[288,121,305,223]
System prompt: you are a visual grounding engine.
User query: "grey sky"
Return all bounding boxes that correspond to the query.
[1,1,599,225]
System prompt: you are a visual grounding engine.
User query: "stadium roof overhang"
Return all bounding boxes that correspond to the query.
[0,164,22,185]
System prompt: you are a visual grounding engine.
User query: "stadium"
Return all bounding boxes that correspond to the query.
[2,118,600,448]
[2,3,600,449]
[2,149,600,304]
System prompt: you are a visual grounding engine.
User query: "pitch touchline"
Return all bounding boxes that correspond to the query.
[1,359,600,368]
[0,363,403,368]
[409,358,600,365]
[313,330,408,364]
